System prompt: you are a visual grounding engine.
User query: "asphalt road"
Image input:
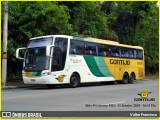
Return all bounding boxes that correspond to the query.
[2,78,158,112]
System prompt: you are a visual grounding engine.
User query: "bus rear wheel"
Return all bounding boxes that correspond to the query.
[129,73,135,84]
[69,73,80,88]
[121,72,129,84]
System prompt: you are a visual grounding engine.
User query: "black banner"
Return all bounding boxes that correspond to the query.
[1,111,159,118]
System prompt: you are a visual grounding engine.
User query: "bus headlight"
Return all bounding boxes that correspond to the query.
[22,71,25,76]
[22,73,25,76]
[42,72,51,76]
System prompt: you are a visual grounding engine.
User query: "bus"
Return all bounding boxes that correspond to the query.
[16,35,145,87]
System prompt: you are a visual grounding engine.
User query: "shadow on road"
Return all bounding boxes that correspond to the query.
[4,75,158,90]
[23,81,126,90]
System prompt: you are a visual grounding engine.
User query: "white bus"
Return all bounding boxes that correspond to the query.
[16,35,144,87]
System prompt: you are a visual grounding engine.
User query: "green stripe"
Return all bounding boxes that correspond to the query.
[84,56,112,77]
[84,56,105,77]
[94,57,112,77]
[32,72,41,76]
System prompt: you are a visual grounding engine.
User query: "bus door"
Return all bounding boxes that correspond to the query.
[51,37,68,72]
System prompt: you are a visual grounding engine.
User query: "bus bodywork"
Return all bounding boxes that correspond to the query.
[16,35,145,87]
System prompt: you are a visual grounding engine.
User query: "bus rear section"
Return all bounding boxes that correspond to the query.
[104,56,145,84]
[100,49,145,84]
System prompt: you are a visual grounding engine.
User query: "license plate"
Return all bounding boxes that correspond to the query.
[31,79,36,82]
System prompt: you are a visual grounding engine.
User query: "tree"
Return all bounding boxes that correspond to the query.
[71,2,118,40]
[6,1,72,80]
[2,1,158,81]
[107,2,158,73]
[133,2,159,73]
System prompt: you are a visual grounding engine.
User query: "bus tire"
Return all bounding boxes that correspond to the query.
[129,72,135,84]
[69,73,80,88]
[121,72,129,84]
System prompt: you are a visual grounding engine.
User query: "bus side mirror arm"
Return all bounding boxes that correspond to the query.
[46,45,54,56]
[16,48,26,60]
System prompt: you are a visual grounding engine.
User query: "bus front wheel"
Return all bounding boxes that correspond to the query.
[69,73,80,88]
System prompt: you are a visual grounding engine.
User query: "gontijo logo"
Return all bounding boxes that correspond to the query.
[134,92,155,101]
[138,92,151,98]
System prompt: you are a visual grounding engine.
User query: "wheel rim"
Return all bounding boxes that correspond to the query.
[123,73,129,84]
[71,76,78,85]
[70,74,79,87]
[129,73,135,83]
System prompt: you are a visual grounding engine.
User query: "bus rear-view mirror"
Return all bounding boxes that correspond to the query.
[16,48,26,60]
[46,45,54,56]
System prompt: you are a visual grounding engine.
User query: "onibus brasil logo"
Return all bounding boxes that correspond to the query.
[134,92,155,101]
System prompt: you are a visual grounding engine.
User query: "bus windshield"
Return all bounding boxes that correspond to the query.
[24,47,50,71]
[23,37,53,71]
[27,37,52,48]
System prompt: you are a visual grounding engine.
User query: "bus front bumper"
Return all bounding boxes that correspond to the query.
[23,75,64,85]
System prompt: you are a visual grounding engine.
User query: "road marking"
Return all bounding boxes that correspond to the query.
[102,101,126,105]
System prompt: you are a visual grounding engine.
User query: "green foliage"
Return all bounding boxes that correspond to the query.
[107,2,158,73]
[71,2,118,40]
[72,2,106,37]
[1,2,158,81]
[133,2,158,73]
[9,2,72,40]
[6,1,73,80]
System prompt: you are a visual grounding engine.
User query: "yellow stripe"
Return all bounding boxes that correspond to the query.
[25,72,32,77]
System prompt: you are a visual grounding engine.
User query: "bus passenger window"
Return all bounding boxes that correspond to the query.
[85,47,96,55]
[98,44,109,57]
[136,50,143,59]
[111,48,121,57]
[85,42,97,56]
[99,51,107,56]
[70,40,84,55]
[129,50,134,58]
[121,49,129,58]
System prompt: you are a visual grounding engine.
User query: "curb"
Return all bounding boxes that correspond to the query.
[2,85,28,89]
[2,86,18,89]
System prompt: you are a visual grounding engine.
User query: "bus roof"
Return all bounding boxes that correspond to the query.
[30,35,72,40]
[30,35,143,50]
[87,37,143,50]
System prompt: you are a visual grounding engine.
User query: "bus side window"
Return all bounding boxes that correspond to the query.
[98,44,109,57]
[70,40,84,55]
[134,50,137,59]
[129,50,134,58]
[111,47,121,57]
[85,46,92,55]
[136,50,143,59]
[85,42,97,56]
[121,49,130,58]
